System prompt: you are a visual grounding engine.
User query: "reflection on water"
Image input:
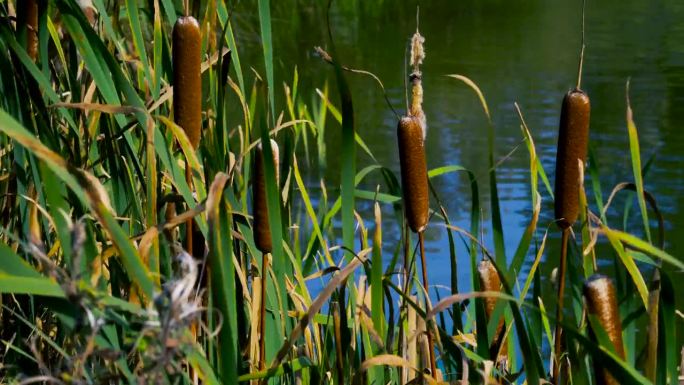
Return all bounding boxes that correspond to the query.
[233,0,684,342]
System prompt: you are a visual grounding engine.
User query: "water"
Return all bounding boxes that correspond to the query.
[233,0,684,342]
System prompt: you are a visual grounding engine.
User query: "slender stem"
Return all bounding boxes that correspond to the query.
[398,222,410,383]
[259,252,269,370]
[185,163,193,257]
[186,161,197,384]
[576,0,586,90]
[553,228,570,383]
[419,231,437,378]
[333,301,344,385]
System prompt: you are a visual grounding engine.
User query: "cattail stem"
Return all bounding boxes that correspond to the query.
[576,0,587,90]
[419,231,437,378]
[333,301,344,385]
[553,228,570,383]
[259,252,269,370]
[185,165,194,256]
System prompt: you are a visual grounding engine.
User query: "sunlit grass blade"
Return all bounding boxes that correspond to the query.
[625,80,651,243]
[206,173,239,382]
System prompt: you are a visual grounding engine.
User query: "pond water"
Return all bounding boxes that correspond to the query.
[233,0,684,343]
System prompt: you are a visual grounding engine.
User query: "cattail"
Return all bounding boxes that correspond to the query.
[397,116,429,233]
[172,16,202,149]
[253,139,279,254]
[17,0,39,61]
[583,275,624,385]
[478,259,506,359]
[553,88,590,229]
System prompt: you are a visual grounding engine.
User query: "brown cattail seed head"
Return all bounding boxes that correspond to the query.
[173,16,202,149]
[478,259,506,357]
[397,116,429,233]
[18,0,39,61]
[554,88,590,229]
[253,140,279,254]
[583,274,625,385]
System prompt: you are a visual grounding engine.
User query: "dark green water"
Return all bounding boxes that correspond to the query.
[233,0,684,346]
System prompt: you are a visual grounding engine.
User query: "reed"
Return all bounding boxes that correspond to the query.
[172,15,202,256]
[253,139,279,369]
[583,275,625,385]
[397,26,436,377]
[477,259,506,363]
[552,2,590,380]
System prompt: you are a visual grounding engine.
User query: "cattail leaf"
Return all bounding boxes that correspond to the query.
[658,272,677,384]
[237,357,313,382]
[0,107,155,299]
[186,347,221,385]
[217,3,244,95]
[159,0,177,26]
[302,165,382,273]
[601,225,650,308]
[625,82,651,243]
[562,321,651,385]
[206,172,239,383]
[0,26,78,133]
[124,0,153,97]
[152,0,163,99]
[156,115,207,202]
[256,81,289,347]
[371,199,385,339]
[427,164,482,356]
[0,243,43,278]
[90,0,122,51]
[292,157,334,266]
[447,74,506,266]
[0,273,64,298]
[325,7,356,262]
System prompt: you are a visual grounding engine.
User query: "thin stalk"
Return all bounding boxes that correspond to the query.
[333,302,344,385]
[259,252,269,370]
[553,228,570,383]
[419,231,437,378]
[185,163,193,256]
[576,0,586,90]
[185,161,197,384]
[398,222,410,383]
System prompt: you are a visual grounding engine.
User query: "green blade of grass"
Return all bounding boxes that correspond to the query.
[447,74,505,265]
[625,81,651,243]
[206,173,239,383]
[124,0,153,97]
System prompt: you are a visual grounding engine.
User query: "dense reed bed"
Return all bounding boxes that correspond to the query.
[0,1,680,384]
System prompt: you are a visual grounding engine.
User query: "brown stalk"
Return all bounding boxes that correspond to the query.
[418,232,437,378]
[332,302,345,385]
[258,252,269,370]
[552,228,570,382]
